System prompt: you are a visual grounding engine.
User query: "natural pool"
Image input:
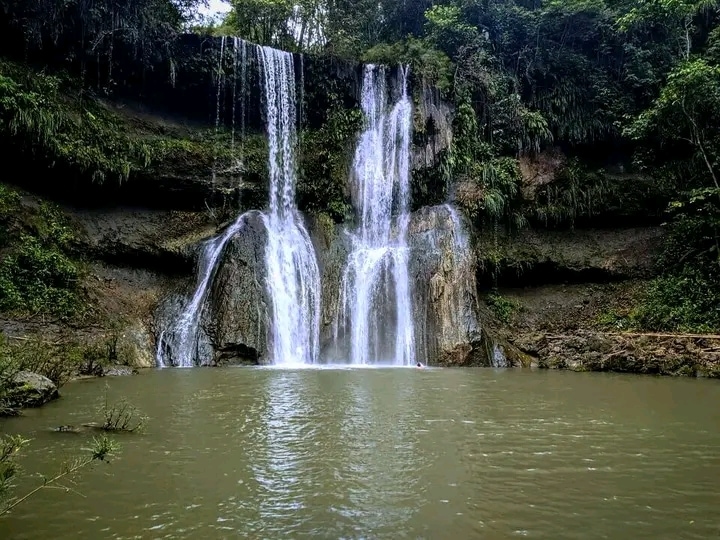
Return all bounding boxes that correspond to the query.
[1,367,719,539]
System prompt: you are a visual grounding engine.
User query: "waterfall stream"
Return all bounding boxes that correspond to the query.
[256,45,321,366]
[156,42,472,368]
[156,39,320,367]
[156,214,249,368]
[156,37,251,368]
[334,66,415,366]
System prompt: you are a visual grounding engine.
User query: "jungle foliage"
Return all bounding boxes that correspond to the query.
[1,0,719,330]
[0,0,204,70]
[216,0,720,331]
[0,184,83,319]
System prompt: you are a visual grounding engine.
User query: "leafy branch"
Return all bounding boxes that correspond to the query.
[0,435,119,518]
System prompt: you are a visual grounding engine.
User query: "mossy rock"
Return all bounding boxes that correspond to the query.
[7,371,59,409]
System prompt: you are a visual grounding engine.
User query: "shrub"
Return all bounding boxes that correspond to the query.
[0,435,28,501]
[0,188,84,320]
[631,269,720,333]
[298,99,362,220]
[0,235,81,319]
[97,389,147,433]
[0,336,20,416]
[0,434,119,516]
[486,292,521,323]
[5,335,76,388]
[0,60,151,184]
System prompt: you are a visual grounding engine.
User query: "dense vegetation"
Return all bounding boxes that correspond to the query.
[0,57,267,193]
[0,0,718,331]
[0,183,83,319]
[214,0,720,332]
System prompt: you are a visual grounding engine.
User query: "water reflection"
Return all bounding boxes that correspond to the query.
[1,369,719,539]
[215,368,437,537]
[253,371,313,533]
[333,370,425,534]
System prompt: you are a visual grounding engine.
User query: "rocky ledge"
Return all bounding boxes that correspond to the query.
[511,331,720,378]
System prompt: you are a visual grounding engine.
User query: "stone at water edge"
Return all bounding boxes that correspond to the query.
[102,365,138,377]
[8,371,60,408]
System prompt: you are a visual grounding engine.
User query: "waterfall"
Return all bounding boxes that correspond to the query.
[157,39,320,367]
[256,45,321,366]
[156,214,248,367]
[445,204,470,263]
[156,38,251,368]
[440,203,475,339]
[335,65,415,366]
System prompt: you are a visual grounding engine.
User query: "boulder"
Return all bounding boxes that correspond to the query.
[8,371,59,408]
[203,211,271,364]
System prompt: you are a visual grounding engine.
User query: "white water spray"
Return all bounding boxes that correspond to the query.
[158,40,320,367]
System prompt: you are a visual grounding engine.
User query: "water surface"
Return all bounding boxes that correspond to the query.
[1,368,719,539]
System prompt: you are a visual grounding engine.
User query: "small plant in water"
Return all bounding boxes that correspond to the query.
[97,386,147,433]
[0,435,27,500]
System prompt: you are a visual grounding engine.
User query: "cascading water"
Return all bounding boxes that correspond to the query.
[156,214,248,367]
[256,45,321,366]
[335,65,415,366]
[444,204,471,266]
[158,39,320,367]
[157,37,251,368]
[436,203,476,339]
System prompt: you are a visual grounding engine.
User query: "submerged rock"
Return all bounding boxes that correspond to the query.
[8,371,59,408]
[53,425,86,434]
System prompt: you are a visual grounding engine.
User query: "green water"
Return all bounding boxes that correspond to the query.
[1,367,719,539]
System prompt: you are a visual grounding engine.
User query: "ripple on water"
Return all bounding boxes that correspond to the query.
[1,368,719,539]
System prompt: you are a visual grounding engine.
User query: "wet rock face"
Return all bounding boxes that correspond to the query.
[159,206,487,367]
[203,211,270,365]
[202,211,352,365]
[476,227,663,286]
[406,205,484,366]
[306,215,351,355]
[314,204,486,365]
[71,207,219,274]
[413,86,453,171]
